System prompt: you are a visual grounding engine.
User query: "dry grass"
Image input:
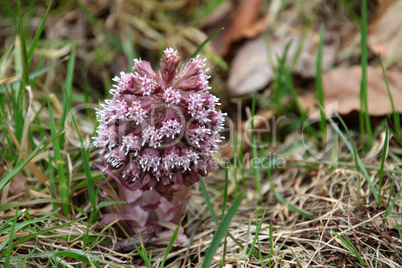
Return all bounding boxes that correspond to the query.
[6,135,402,267]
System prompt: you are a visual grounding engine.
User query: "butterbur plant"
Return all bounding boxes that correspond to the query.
[93,48,226,246]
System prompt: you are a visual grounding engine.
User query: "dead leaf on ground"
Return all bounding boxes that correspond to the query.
[300,66,402,118]
[8,173,27,196]
[228,31,338,96]
[0,165,27,202]
[368,0,402,62]
[223,0,269,55]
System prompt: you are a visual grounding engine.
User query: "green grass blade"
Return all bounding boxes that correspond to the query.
[316,24,326,139]
[331,229,366,266]
[220,235,227,267]
[243,217,252,255]
[239,138,246,189]
[247,207,267,258]
[139,236,151,268]
[251,93,262,202]
[4,204,20,267]
[334,110,377,201]
[189,28,224,60]
[378,124,389,205]
[160,218,183,268]
[47,153,58,210]
[0,44,14,76]
[388,127,402,146]
[122,24,137,66]
[64,89,97,220]
[116,222,151,267]
[54,251,91,264]
[395,219,402,243]
[276,53,315,138]
[257,236,266,268]
[17,239,38,268]
[199,179,219,225]
[268,221,274,266]
[221,164,229,220]
[360,0,373,146]
[0,210,26,251]
[48,100,69,216]
[27,0,53,62]
[59,45,76,144]
[233,134,239,195]
[383,176,402,226]
[290,248,302,268]
[16,0,29,87]
[340,0,361,25]
[380,57,400,136]
[226,231,261,259]
[202,193,243,268]
[97,201,126,210]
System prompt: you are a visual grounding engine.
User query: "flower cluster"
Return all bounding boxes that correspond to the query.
[93,48,225,194]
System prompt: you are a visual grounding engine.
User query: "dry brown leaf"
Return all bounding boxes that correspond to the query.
[228,32,338,96]
[0,166,26,203]
[301,66,402,118]
[374,0,398,17]
[223,0,268,55]
[368,0,402,61]
[227,36,272,96]
[8,173,27,197]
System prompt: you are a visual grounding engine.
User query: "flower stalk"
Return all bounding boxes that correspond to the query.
[93,48,226,246]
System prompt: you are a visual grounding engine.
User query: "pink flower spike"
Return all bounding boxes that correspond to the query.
[94,48,225,194]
